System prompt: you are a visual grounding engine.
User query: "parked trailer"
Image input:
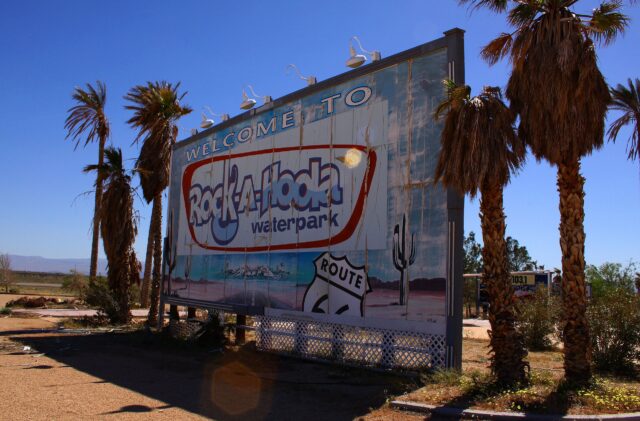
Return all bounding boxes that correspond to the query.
[463,271,553,317]
[161,29,465,370]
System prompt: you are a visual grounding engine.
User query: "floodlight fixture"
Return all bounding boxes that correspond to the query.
[201,106,229,127]
[346,36,381,69]
[240,85,272,110]
[200,112,214,129]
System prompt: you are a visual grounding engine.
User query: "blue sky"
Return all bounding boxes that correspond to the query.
[0,0,638,270]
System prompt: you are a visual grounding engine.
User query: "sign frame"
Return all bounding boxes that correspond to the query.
[160,28,466,370]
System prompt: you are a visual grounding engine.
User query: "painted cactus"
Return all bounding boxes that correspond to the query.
[393,214,416,306]
[184,253,192,289]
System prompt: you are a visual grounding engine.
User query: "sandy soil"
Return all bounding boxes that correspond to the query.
[0,317,209,420]
[0,314,415,421]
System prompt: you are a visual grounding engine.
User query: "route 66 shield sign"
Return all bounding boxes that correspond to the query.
[302,252,372,317]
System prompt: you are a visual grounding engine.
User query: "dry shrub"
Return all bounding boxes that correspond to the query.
[588,287,640,373]
[516,287,560,351]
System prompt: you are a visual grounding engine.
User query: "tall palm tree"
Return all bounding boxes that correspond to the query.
[463,0,628,384]
[125,81,192,325]
[434,82,528,385]
[84,147,137,324]
[64,81,110,282]
[608,78,640,165]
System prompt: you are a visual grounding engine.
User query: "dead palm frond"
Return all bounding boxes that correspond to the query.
[125,81,192,202]
[434,82,525,197]
[462,0,627,164]
[84,147,137,324]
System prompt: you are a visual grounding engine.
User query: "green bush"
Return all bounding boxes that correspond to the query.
[84,278,133,324]
[420,368,462,386]
[0,307,11,315]
[588,287,640,373]
[516,287,560,351]
[586,261,637,299]
[83,274,141,324]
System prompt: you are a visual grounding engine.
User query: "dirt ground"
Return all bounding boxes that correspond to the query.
[0,314,430,421]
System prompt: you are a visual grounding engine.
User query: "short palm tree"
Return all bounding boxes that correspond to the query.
[434,82,528,385]
[64,81,110,282]
[463,0,629,384]
[84,147,137,324]
[608,78,640,165]
[125,81,192,325]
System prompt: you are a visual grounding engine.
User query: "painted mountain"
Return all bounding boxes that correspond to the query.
[368,276,446,292]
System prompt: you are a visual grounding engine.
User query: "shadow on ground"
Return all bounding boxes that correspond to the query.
[13,330,410,421]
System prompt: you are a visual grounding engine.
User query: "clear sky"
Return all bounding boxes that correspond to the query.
[0,0,638,270]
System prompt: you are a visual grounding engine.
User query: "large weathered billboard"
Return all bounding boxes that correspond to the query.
[163,29,465,368]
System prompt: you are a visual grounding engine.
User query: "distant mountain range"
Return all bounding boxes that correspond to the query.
[8,255,108,275]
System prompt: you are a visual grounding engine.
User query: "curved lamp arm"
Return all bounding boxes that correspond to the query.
[350,36,381,61]
[247,85,267,100]
[286,64,317,85]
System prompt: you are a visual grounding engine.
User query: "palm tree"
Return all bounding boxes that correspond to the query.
[434,82,528,385]
[84,147,137,324]
[64,81,110,282]
[125,81,192,325]
[463,0,629,384]
[608,78,640,165]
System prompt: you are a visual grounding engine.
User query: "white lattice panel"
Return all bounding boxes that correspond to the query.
[168,319,203,340]
[254,316,446,370]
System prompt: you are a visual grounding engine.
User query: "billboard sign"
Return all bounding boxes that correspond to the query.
[464,272,552,307]
[163,29,465,369]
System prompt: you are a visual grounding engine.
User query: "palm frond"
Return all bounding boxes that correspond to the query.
[124,81,192,144]
[587,1,629,45]
[82,164,101,174]
[459,0,510,13]
[607,78,640,161]
[481,32,514,65]
[82,148,129,184]
[434,80,471,121]
[64,81,109,149]
[125,81,192,201]
[507,1,542,27]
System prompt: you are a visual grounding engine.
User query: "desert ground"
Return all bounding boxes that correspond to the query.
[0,311,429,421]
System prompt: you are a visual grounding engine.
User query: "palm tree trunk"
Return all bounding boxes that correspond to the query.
[90,137,106,281]
[557,159,591,384]
[147,193,163,326]
[115,264,132,325]
[480,183,528,385]
[140,223,154,307]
